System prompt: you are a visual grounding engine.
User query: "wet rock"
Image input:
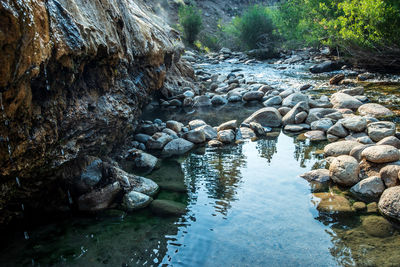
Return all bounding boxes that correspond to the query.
[238,127,256,139]
[162,128,179,139]
[327,134,340,142]
[300,169,330,183]
[330,92,362,110]
[312,193,352,213]
[278,106,291,116]
[78,182,121,212]
[218,120,237,131]
[243,107,282,127]
[146,132,173,150]
[311,118,333,132]
[162,138,194,156]
[243,91,264,101]
[183,90,195,98]
[211,95,227,105]
[122,191,152,211]
[263,95,282,106]
[150,200,186,216]
[249,122,266,136]
[377,136,400,149]
[367,202,378,213]
[189,119,207,130]
[329,155,360,186]
[327,122,348,138]
[329,74,345,85]
[310,61,342,73]
[183,128,206,144]
[324,141,361,157]
[340,116,367,132]
[208,139,223,147]
[218,129,235,143]
[193,95,211,107]
[350,144,374,161]
[284,124,310,132]
[282,92,309,107]
[304,130,326,141]
[132,152,158,173]
[282,101,309,125]
[353,202,366,211]
[166,120,183,133]
[134,133,152,144]
[367,121,396,142]
[279,89,295,98]
[324,111,343,121]
[80,157,103,189]
[361,145,400,163]
[169,99,182,107]
[139,124,159,135]
[197,125,218,140]
[362,216,394,237]
[350,176,385,201]
[306,108,337,124]
[378,186,400,222]
[358,103,394,117]
[339,87,364,96]
[379,165,400,188]
[295,111,308,124]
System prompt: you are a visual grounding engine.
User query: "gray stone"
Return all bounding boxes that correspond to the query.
[218,120,237,131]
[330,92,362,109]
[284,124,310,132]
[134,133,151,143]
[324,141,361,157]
[282,101,309,125]
[282,92,309,107]
[80,158,103,188]
[208,139,223,147]
[211,95,227,105]
[358,103,394,117]
[193,95,211,107]
[295,111,308,124]
[327,122,348,137]
[327,134,340,142]
[339,87,364,96]
[133,152,158,173]
[169,99,182,107]
[377,136,400,149]
[189,119,207,130]
[310,61,341,73]
[166,120,183,133]
[263,96,282,106]
[357,136,374,144]
[122,191,152,211]
[146,132,173,150]
[340,116,367,132]
[278,106,291,116]
[162,138,194,156]
[311,118,333,132]
[329,155,360,186]
[243,91,264,101]
[249,122,266,136]
[184,128,206,144]
[378,186,400,222]
[78,182,121,212]
[350,176,385,201]
[361,145,400,163]
[300,169,330,183]
[367,121,396,142]
[324,111,343,121]
[379,165,400,188]
[238,127,256,139]
[305,108,337,124]
[218,129,235,143]
[350,144,374,161]
[304,130,326,141]
[243,107,282,127]
[197,125,218,140]
[279,88,294,98]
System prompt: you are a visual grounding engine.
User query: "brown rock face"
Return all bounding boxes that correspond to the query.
[0,0,192,226]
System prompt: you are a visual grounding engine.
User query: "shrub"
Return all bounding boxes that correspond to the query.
[224,5,276,50]
[178,4,202,45]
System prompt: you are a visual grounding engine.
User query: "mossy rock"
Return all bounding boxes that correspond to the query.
[362,216,394,238]
[150,199,187,217]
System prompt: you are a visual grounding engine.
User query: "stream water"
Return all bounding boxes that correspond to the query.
[1,60,400,266]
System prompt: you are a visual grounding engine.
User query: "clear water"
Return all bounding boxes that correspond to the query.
[1,60,400,266]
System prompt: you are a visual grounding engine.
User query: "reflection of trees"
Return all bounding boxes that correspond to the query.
[292,138,327,168]
[182,145,247,216]
[256,138,278,163]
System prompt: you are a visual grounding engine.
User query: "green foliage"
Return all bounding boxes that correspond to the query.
[198,33,221,52]
[178,4,202,45]
[224,5,276,50]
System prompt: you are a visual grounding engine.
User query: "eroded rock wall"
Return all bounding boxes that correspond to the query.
[0,0,192,226]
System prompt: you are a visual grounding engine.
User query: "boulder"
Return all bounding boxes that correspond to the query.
[340,116,367,132]
[379,165,400,188]
[162,138,194,156]
[122,191,152,211]
[329,155,360,186]
[132,152,158,173]
[295,111,308,124]
[324,140,361,157]
[304,130,326,141]
[211,95,227,105]
[146,132,173,150]
[218,120,237,131]
[188,119,207,130]
[311,118,333,132]
[263,95,282,106]
[282,92,309,107]
[358,103,394,117]
[350,176,385,201]
[150,200,186,216]
[249,122,266,136]
[361,145,400,163]
[367,121,396,142]
[238,127,256,139]
[350,144,374,161]
[378,186,400,222]
[377,136,400,149]
[79,157,103,189]
[166,120,183,133]
[362,216,394,237]
[243,91,264,101]
[305,108,337,124]
[197,125,218,140]
[218,129,235,143]
[310,61,342,73]
[300,169,330,183]
[184,128,206,144]
[78,182,121,211]
[327,122,348,138]
[339,87,364,96]
[282,101,309,125]
[330,92,362,109]
[243,107,282,127]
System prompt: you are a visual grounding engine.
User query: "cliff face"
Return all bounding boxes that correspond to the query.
[0,0,192,226]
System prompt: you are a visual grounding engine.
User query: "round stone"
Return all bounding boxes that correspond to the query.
[329,155,360,186]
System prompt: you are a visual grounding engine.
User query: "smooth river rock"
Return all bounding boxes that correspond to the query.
[330,92,362,110]
[361,145,400,163]
[312,193,352,213]
[379,165,400,188]
[122,191,152,211]
[340,116,367,132]
[243,107,282,127]
[350,176,385,201]
[367,121,396,142]
[324,141,361,157]
[329,155,360,186]
[378,186,400,222]
[162,138,194,156]
[300,169,330,183]
[218,129,235,143]
[358,103,394,117]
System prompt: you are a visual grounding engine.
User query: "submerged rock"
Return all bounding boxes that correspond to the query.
[312,193,352,213]
[78,182,122,212]
[150,200,187,216]
[362,216,394,237]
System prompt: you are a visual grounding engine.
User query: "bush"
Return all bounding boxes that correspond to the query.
[178,4,202,45]
[224,5,276,50]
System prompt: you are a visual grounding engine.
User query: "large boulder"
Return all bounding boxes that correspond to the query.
[378,186,400,222]
[218,120,237,131]
[377,136,400,149]
[282,93,309,107]
[350,176,385,201]
[218,129,235,143]
[324,141,361,157]
[379,165,400,188]
[166,120,183,133]
[361,145,400,163]
[330,92,362,109]
[188,119,207,130]
[329,155,360,186]
[243,107,282,127]
[263,95,282,106]
[358,103,394,117]
[162,138,194,156]
[367,121,396,142]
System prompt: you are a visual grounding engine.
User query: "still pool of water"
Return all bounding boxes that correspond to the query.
[1,133,400,266]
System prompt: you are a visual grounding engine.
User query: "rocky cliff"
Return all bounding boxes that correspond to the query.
[0,0,193,227]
